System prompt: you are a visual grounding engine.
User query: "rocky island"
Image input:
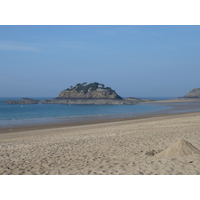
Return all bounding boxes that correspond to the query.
[58,82,122,99]
[5,82,150,105]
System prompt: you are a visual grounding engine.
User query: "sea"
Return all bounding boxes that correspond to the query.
[0,97,175,128]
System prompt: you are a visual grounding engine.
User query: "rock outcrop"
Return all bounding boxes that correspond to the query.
[40,97,143,105]
[5,98,40,104]
[184,88,200,98]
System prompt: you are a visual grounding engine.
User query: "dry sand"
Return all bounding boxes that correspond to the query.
[0,112,200,175]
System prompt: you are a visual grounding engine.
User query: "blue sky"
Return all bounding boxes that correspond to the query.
[1,25,200,98]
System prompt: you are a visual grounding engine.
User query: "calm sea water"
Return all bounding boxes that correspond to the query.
[0,97,172,128]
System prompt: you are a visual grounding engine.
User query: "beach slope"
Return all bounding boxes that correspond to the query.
[0,112,200,175]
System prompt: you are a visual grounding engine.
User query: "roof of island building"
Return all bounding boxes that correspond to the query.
[98,84,104,88]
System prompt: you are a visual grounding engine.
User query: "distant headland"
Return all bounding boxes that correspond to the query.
[183,88,200,98]
[5,82,151,105]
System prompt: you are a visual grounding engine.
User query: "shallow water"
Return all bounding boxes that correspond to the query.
[0,97,171,128]
[2,97,200,128]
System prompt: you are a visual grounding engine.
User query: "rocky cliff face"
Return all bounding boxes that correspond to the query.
[58,82,123,99]
[58,89,121,99]
[184,88,200,98]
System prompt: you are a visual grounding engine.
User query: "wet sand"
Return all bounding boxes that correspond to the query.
[0,110,200,175]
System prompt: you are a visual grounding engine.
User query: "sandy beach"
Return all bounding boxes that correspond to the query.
[1,110,200,175]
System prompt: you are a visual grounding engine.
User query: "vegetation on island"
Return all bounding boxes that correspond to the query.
[65,82,113,94]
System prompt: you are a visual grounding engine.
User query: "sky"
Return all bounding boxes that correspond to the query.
[1,25,200,98]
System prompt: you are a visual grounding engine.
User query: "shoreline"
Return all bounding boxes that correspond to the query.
[0,112,183,134]
[1,100,200,134]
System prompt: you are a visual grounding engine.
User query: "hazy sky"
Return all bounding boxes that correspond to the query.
[1,25,200,98]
